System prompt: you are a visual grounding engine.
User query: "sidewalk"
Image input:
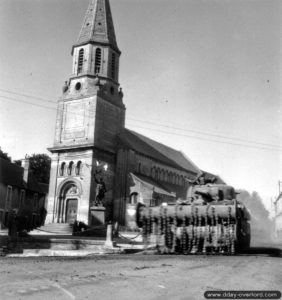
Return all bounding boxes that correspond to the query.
[1,230,148,257]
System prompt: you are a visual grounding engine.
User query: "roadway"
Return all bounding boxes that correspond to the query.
[0,241,281,300]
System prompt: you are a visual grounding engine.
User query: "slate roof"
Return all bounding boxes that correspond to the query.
[120,129,200,175]
[130,173,176,197]
[74,0,119,52]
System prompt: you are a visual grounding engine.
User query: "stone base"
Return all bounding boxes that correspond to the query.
[90,206,106,226]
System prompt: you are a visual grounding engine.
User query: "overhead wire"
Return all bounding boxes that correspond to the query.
[127,117,280,149]
[0,88,57,104]
[0,90,281,152]
[127,124,281,152]
[0,95,57,111]
[1,88,279,149]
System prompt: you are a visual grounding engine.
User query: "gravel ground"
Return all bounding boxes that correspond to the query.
[0,244,282,300]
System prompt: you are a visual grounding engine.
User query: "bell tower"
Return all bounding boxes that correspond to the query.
[72,0,120,88]
[46,0,125,225]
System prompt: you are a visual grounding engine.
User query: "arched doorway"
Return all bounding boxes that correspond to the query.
[57,182,80,224]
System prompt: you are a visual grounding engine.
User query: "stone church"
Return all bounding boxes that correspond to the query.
[46,0,217,228]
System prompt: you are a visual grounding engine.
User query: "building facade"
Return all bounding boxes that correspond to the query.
[46,0,218,228]
[0,158,47,230]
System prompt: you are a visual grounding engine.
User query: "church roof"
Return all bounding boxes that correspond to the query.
[130,173,176,198]
[120,129,200,175]
[74,0,119,52]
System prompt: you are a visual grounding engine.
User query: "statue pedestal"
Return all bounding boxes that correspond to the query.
[90,206,106,226]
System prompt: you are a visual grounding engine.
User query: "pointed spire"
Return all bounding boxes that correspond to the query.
[74,0,119,53]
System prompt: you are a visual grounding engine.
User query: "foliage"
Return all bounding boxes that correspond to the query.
[29,153,51,184]
[237,189,274,240]
[13,159,22,166]
[237,190,270,219]
[0,147,11,162]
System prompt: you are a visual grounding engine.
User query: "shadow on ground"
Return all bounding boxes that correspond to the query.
[242,239,282,257]
[241,246,282,257]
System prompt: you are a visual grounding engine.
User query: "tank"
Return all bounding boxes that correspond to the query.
[136,184,251,254]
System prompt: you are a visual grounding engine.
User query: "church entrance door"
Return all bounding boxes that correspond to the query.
[65,198,78,224]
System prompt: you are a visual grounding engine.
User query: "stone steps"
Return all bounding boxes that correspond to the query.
[30,223,73,235]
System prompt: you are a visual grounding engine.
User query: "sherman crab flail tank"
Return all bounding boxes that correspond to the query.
[136,184,251,255]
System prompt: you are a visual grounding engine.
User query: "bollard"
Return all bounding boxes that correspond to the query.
[104,223,114,248]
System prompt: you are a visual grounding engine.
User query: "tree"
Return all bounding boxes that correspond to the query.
[29,154,51,184]
[237,189,274,242]
[0,147,11,162]
[13,159,22,166]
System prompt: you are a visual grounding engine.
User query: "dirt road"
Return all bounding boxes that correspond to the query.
[0,244,281,300]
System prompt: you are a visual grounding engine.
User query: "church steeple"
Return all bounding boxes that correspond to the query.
[74,0,119,53]
[47,0,125,228]
[69,0,121,89]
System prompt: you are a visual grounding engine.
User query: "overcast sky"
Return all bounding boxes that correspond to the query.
[0,0,281,211]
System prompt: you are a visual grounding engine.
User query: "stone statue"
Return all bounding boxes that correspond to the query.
[69,186,78,194]
[62,81,68,93]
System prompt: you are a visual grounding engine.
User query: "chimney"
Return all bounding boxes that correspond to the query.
[22,157,30,183]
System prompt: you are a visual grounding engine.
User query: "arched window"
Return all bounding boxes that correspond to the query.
[155,168,160,181]
[95,48,101,73]
[138,162,141,174]
[160,170,164,181]
[176,175,179,185]
[151,168,155,179]
[129,193,138,205]
[169,172,173,183]
[77,48,84,73]
[68,161,74,176]
[164,171,168,182]
[172,173,176,185]
[111,52,116,79]
[60,162,66,176]
[75,161,82,176]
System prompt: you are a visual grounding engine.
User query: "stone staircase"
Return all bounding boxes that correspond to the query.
[30,223,73,235]
[30,223,107,237]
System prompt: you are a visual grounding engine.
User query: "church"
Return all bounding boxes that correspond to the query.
[46,0,220,229]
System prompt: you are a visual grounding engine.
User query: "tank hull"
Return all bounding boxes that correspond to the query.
[136,201,251,254]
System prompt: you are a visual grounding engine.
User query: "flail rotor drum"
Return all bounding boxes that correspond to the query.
[136,184,251,255]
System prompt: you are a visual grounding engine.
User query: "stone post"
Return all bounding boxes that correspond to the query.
[104,223,114,248]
